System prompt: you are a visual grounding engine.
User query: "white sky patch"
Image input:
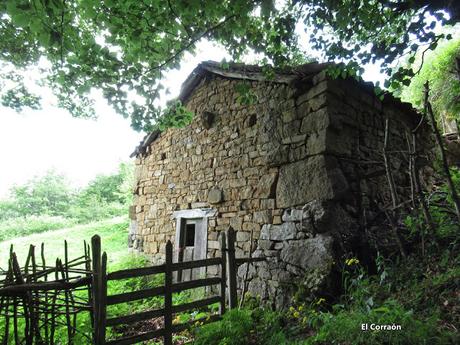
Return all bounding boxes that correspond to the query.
[0,41,230,198]
[0,102,139,195]
[0,38,387,198]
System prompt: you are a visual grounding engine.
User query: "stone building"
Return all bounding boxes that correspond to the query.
[129,61,433,306]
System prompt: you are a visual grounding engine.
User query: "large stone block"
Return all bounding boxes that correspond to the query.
[267,144,290,167]
[300,108,329,135]
[248,278,268,299]
[254,172,278,198]
[280,234,334,270]
[260,224,270,240]
[269,222,297,241]
[253,210,272,224]
[305,130,327,155]
[275,156,349,208]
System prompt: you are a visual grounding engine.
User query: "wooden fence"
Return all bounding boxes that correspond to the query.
[0,228,263,345]
[93,228,263,345]
[0,241,93,344]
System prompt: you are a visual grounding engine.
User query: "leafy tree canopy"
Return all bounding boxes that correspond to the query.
[77,161,134,205]
[1,0,459,131]
[5,170,74,217]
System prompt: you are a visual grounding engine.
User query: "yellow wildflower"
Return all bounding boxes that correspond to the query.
[293,311,300,318]
[316,298,326,305]
[345,258,360,266]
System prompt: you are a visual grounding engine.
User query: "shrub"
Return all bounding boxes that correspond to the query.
[67,198,127,223]
[306,300,448,345]
[253,308,291,345]
[193,309,253,345]
[0,162,134,224]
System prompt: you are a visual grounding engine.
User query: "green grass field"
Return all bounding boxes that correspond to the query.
[0,216,131,271]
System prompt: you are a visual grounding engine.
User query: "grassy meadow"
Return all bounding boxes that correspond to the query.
[0,216,131,271]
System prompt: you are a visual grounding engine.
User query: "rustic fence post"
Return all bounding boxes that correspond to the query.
[99,253,107,345]
[84,241,94,333]
[219,232,227,315]
[91,235,103,345]
[164,241,173,345]
[226,227,237,309]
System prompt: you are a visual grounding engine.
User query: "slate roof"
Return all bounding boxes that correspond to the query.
[178,60,332,104]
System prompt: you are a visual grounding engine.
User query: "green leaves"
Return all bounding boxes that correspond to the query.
[0,0,458,131]
[235,82,258,105]
[400,37,460,120]
[156,100,195,131]
[261,0,275,18]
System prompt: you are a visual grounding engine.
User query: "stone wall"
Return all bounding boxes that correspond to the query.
[236,72,433,307]
[131,70,433,306]
[131,74,297,263]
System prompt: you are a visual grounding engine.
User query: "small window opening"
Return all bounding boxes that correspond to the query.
[160,152,166,160]
[248,114,257,127]
[184,224,195,247]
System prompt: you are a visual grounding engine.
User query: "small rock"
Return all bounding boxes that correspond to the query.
[258,239,273,250]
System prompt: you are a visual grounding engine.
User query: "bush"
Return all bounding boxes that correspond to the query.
[0,199,20,220]
[193,309,253,345]
[190,249,458,345]
[193,307,297,345]
[67,198,127,223]
[0,215,76,241]
[306,301,448,345]
[253,308,291,345]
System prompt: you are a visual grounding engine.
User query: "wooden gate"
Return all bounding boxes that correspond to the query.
[92,228,262,345]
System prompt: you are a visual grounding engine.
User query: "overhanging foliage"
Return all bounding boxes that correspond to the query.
[1,0,459,130]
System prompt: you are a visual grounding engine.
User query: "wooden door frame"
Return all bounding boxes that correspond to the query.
[172,208,216,280]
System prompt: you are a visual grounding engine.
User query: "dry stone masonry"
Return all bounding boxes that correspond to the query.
[130,61,433,306]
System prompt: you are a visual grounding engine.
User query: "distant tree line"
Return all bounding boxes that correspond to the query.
[0,162,134,223]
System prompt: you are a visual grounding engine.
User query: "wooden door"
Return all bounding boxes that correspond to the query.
[175,217,207,281]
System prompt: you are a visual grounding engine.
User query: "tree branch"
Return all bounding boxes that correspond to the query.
[424,81,460,224]
[383,118,407,258]
[147,15,236,73]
